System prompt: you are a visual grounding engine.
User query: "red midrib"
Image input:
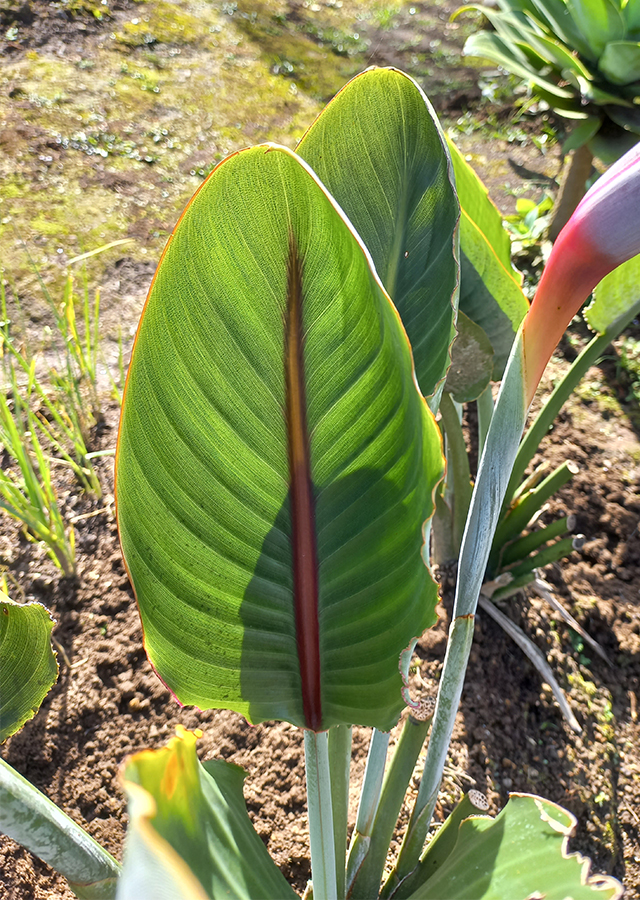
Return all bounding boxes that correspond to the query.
[285,236,322,732]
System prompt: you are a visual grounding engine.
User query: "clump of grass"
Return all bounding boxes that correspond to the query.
[0,238,130,574]
[0,372,76,577]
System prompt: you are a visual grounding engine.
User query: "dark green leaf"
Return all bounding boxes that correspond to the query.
[447,140,528,378]
[600,41,640,84]
[405,793,623,900]
[297,67,459,399]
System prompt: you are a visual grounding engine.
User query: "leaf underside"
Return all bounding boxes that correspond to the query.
[116,144,444,731]
[0,594,58,742]
[446,138,529,380]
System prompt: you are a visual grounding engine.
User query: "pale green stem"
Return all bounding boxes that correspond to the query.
[352,712,433,900]
[0,758,120,895]
[355,729,390,837]
[328,725,352,900]
[305,730,338,900]
[438,392,472,555]
[504,297,640,513]
[489,460,577,570]
[506,533,583,579]
[476,384,494,457]
[346,729,390,897]
[499,514,572,567]
[386,329,529,891]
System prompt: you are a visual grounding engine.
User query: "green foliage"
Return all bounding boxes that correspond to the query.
[119,726,296,900]
[504,194,554,253]
[459,0,640,160]
[446,137,528,382]
[0,368,77,576]
[117,731,621,900]
[0,757,121,899]
[0,67,626,900]
[400,793,621,899]
[0,592,59,742]
[297,67,460,399]
[116,140,444,732]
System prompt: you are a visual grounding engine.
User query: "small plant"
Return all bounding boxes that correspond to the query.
[0,68,632,899]
[457,0,640,232]
[504,193,554,257]
[0,370,76,577]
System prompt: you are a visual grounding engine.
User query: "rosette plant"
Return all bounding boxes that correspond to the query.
[0,68,635,900]
[458,0,640,232]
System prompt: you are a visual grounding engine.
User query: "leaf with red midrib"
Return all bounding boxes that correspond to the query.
[116,144,446,731]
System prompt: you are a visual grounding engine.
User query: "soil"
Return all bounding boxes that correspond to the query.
[2,0,640,898]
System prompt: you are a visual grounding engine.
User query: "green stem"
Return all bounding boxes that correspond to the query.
[383,616,475,898]
[505,533,583,580]
[385,329,530,892]
[351,710,434,900]
[354,729,390,838]
[439,392,472,555]
[491,571,536,601]
[328,725,352,900]
[0,757,121,895]
[345,729,389,897]
[476,385,494,457]
[504,298,640,513]
[490,460,578,570]
[499,514,573,567]
[305,730,338,900]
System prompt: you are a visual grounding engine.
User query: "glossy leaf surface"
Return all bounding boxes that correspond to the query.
[405,793,623,899]
[116,144,444,732]
[463,31,577,100]
[0,594,58,742]
[0,757,120,899]
[565,0,625,56]
[297,67,459,399]
[118,727,295,900]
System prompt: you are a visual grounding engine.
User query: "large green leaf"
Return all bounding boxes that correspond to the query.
[586,252,640,332]
[530,0,597,58]
[446,140,528,378]
[463,31,577,99]
[0,593,58,742]
[529,31,595,77]
[565,0,625,56]
[446,138,512,270]
[296,67,459,399]
[118,727,296,900]
[624,0,640,36]
[116,144,444,732]
[600,40,640,84]
[0,758,120,899]
[404,793,623,900]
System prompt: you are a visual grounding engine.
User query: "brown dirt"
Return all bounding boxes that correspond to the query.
[2,1,640,899]
[3,353,640,898]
